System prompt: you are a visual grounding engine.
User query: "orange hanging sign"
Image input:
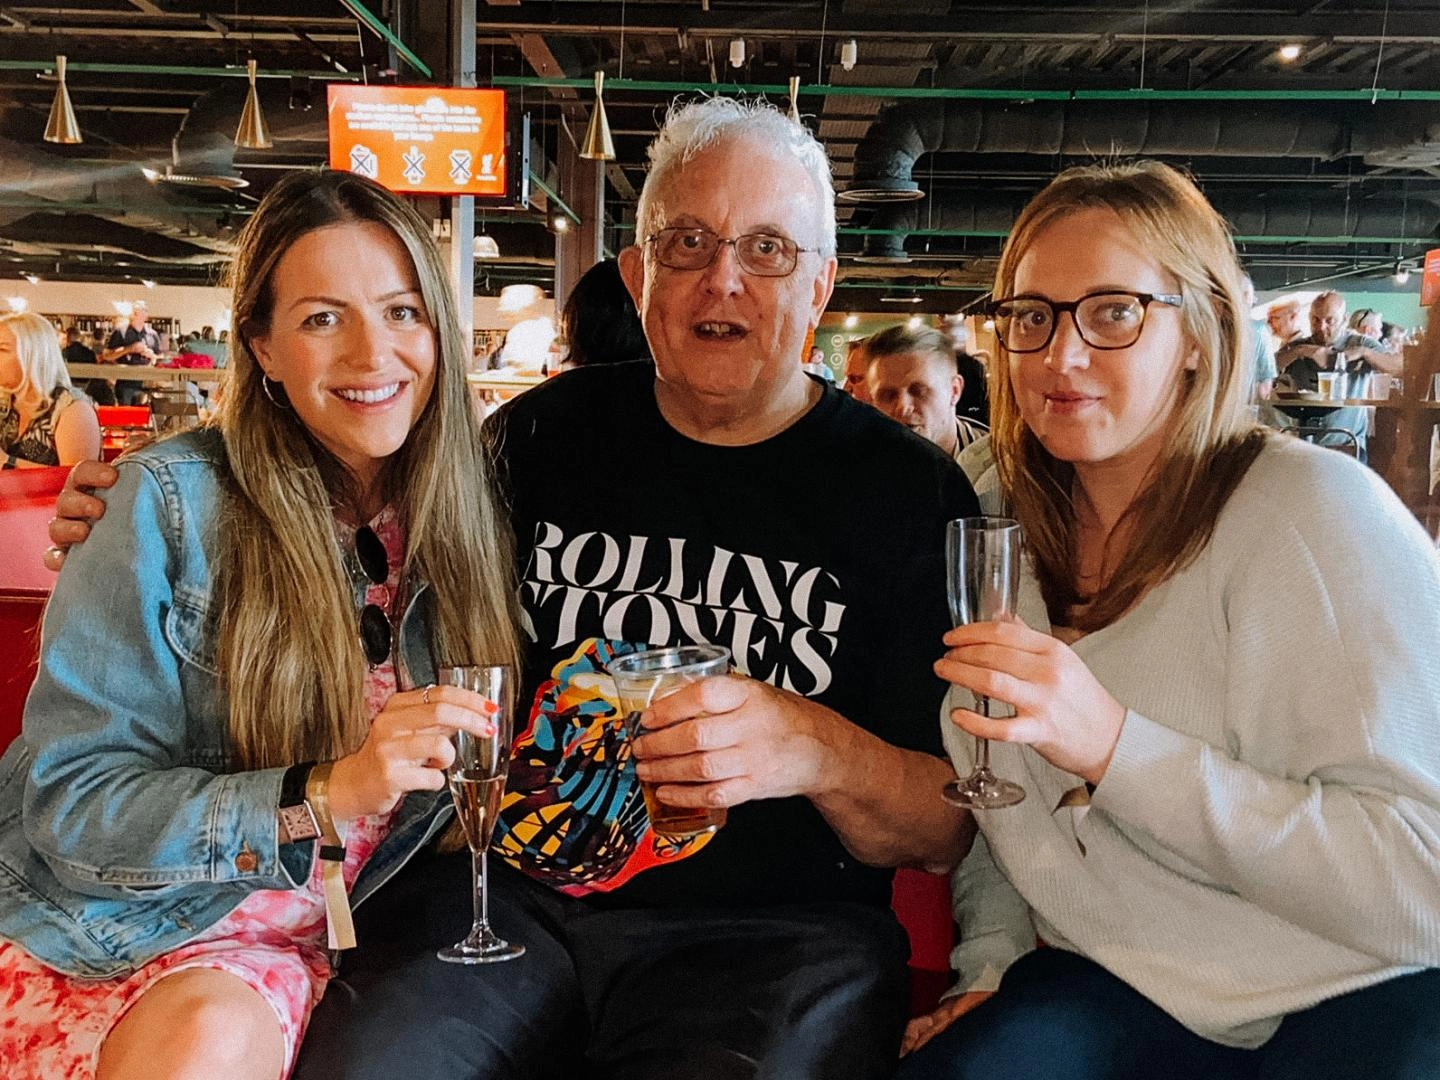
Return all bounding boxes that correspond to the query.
[1421,248,1440,308]
[327,85,507,197]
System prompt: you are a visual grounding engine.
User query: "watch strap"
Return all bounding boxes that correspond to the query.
[278,761,320,844]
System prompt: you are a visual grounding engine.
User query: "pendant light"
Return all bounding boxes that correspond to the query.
[43,55,82,145]
[579,71,616,161]
[787,77,802,124]
[235,58,272,150]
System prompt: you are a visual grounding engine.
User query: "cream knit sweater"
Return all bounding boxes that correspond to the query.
[946,436,1440,1048]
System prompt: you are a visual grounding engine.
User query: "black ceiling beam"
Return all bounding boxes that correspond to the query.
[468,8,1440,45]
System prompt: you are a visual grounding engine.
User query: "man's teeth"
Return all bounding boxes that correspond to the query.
[335,384,401,404]
[697,322,743,338]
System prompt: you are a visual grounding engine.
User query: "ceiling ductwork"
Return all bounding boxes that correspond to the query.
[0,78,326,263]
[842,99,1440,204]
[858,193,1440,261]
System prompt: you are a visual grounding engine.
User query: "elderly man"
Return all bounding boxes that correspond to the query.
[866,323,991,483]
[49,97,977,1080]
[1276,291,1398,459]
[100,301,159,406]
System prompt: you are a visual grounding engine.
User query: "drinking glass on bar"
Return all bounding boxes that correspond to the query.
[941,517,1027,809]
[608,645,732,840]
[436,664,524,964]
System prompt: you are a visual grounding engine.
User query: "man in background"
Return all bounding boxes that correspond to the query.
[100,302,159,405]
[61,326,115,405]
[866,323,991,483]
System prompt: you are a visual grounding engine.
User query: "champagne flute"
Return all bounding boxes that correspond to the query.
[436,664,525,964]
[941,517,1027,809]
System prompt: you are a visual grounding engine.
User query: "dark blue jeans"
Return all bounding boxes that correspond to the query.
[897,948,1440,1080]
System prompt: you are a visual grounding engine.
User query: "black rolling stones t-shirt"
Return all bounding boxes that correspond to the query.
[486,362,978,909]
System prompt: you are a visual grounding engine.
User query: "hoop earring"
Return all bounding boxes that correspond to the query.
[261,373,291,410]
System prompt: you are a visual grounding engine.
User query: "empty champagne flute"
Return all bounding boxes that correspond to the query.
[436,663,525,964]
[942,517,1027,809]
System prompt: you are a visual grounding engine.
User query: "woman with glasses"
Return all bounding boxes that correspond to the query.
[0,170,519,1080]
[900,161,1440,1079]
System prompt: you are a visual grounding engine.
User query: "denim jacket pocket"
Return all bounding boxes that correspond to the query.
[164,585,220,676]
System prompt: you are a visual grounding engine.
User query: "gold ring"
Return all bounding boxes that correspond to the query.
[421,685,434,705]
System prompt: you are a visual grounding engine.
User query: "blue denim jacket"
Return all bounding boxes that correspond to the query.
[0,428,446,978]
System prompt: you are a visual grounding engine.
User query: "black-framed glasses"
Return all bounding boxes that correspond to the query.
[985,290,1183,353]
[354,524,392,668]
[644,227,816,277]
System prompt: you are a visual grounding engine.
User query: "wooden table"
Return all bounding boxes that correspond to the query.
[68,363,226,385]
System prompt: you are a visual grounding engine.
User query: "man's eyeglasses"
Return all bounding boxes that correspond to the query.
[644,227,816,277]
[985,290,1183,353]
[353,524,392,668]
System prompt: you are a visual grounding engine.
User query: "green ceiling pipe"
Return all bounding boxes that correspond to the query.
[335,0,432,79]
[528,172,582,226]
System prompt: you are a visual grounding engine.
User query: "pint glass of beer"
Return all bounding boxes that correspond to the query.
[608,644,732,840]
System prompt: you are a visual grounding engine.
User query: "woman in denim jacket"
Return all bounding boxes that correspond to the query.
[0,170,519,1079]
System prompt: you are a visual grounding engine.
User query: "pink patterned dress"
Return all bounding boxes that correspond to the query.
[0,507,408,1080]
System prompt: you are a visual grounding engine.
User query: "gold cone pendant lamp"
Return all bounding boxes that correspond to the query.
[580,71,616,161]
[44,55,82,145]
[787,77,802,124]
[235,58,272,150]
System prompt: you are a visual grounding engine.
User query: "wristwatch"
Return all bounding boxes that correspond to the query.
[278,761,321,844]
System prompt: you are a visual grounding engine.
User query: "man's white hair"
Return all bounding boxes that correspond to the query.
[635,96,837,257]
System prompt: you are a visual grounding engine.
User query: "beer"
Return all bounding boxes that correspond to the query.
[626,711,728,840]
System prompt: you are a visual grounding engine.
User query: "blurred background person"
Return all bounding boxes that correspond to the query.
[100,300,159,406]
[864,323,989,481]
[61,324,116,406]
[557,257,649,370]
[0,311,100,468]
[943,313,990,427]
[841,336,872,402]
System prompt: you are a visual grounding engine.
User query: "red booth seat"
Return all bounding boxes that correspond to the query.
[0,466,66,754]
[892,867,957,1016]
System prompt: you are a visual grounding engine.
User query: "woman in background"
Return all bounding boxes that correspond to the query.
[0,310,100,467]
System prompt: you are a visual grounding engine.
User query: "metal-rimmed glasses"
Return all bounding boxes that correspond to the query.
[352,524,392,668]
[985,290,1183,353]
[644,227,817,277]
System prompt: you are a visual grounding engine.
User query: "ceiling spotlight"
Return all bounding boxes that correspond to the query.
[43,55,82,145]
[1393,262,1412,285]
[141,278,157,289]
[1277,43,1302,62]
[907,315,923,329]
[843,314,858,329]
[22,273,40,285]
[551,214,570,233]
[840,40,858,72]
[729,38,746,69]
[787,76,801,124]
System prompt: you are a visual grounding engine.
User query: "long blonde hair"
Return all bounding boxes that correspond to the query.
[217,169,519,769]
[0,311,75,419]
[989,161,1267,630]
